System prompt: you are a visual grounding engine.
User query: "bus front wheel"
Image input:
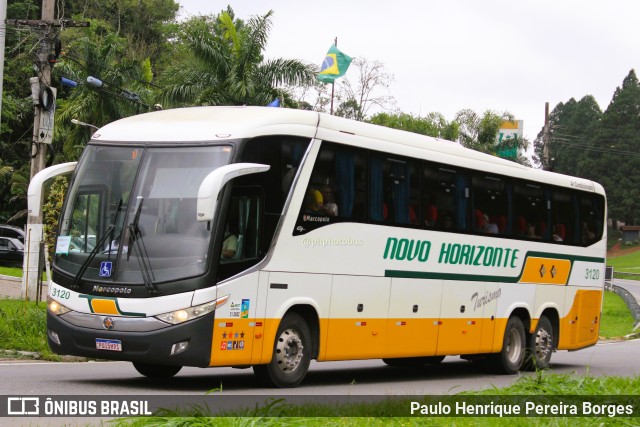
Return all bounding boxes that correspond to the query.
[523,316,554,371]
[253,313,312,388]
[489,316,526,374]
[132,362,182,378]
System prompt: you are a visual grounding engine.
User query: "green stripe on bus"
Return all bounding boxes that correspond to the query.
[385,251,605,281]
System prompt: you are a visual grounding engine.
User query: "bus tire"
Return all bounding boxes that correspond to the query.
[253,313,311,388]
[523,316,554,371]
[382,356,445,367]
[489,316,526,374]
[132,362,182,378]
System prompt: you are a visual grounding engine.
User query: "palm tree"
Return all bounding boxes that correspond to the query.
[55,20,156,160]
[160,8,316,108]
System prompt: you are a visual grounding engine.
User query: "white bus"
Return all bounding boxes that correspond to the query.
[32,106,606,388]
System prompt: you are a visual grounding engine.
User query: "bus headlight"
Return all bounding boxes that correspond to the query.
[48,297,72,316]
[155,295,229,325]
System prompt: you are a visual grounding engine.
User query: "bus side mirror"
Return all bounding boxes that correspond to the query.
[27,162,77,218]
[197,163,270,222]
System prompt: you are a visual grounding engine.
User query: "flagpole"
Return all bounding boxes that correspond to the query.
[330,37,337,115]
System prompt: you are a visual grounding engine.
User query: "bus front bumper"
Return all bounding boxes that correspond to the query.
[47,311,214,367]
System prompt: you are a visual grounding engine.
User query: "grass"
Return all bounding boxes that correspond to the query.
[608,249,640,280]
[112,372,640,425]
[0,265,22,277]
[600,291,637,338]
[0,299,60,360]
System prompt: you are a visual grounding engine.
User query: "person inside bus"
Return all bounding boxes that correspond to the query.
[441,212,454,230]
[319,185,338,217]
[221,223,238,259]
[526,222,540,239]
[303,188,325,215]
[581,220,596,244]
[424,202,438,227]
[553,223,565,242]
[474,209,485,232]
[482,214,499,234]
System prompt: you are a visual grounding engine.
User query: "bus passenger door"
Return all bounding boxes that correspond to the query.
[324,275,390,360]
[436,281,485,356]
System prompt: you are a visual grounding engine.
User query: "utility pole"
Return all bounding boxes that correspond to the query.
[8,0,88,300]
[0,0,7,125]
[22,0,55,302]
[543,102,551,171]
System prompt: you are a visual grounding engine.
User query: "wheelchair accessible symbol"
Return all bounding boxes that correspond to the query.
[99,261,113,277]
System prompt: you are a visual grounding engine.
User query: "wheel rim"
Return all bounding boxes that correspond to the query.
[506,326,523,364]
[534,328,552,360]
[275,328,304,374]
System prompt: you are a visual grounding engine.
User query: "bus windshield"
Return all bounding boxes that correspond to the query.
[55,144,233,285]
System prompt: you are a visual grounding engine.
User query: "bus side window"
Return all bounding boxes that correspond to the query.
[387,159,411,224]
[239,135,311,248]
[552,189,576,245]
[514,182,548,241]
[579,193,604,246]
[218,189,263,280]
[471,174,508,235]
[294,142,371,235]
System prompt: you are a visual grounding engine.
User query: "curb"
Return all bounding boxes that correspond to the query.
[0,349,88,362]
[0,274,21,282]
[610,283,640,326]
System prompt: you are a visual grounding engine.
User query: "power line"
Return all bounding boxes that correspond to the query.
[550,138,640,156]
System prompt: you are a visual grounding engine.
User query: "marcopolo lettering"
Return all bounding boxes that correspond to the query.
[438,242,519,268]
[384,237,431,262]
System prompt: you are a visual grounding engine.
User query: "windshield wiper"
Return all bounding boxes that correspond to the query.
[71,224,115,290]
[127,197,158,294]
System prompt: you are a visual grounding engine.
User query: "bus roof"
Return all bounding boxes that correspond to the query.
[91,106,605,196]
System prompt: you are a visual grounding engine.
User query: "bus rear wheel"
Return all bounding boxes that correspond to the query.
[523,316,554,371]
[489,316,525,374]
[132,362,182,378]
[253,313,311,388]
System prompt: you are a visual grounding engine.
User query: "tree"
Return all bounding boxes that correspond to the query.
[160,8,316,108]
[368,111,459,140]
[335,58,395,121]
[532,96,602,173]
[453,109,528,163]
[62,0,180,61]
[1,1,49,225]
[54,20,157,160]
[334,98,362,120]
[585,70,640,224]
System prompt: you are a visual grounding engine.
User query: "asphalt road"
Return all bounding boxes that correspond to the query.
[614,278,640,302]
[1,276,638,425]
[1,338,639,396]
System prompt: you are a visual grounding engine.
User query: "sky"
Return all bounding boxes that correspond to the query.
[176,0,640,142]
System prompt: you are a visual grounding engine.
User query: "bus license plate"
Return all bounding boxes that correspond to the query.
[96,338,122,352]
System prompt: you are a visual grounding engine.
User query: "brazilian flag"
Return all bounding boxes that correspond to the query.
[317,45,352,84]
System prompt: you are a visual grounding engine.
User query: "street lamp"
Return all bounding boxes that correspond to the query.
[71,118,99,132]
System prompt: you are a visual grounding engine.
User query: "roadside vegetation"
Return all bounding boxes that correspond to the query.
[600,291,637,338]
[0,266,22,277]
[608,248,640,280]
[0,299,59,360]
[112,373,639,424]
